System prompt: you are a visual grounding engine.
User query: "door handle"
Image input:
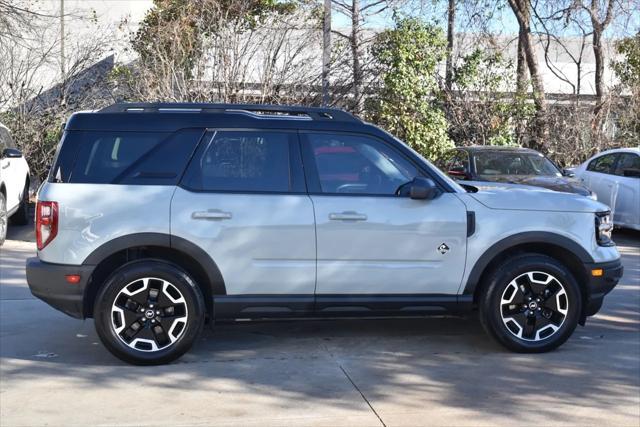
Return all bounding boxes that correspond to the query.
[329,211,368,221]
[1,161,9,169]
[191,210,232,220]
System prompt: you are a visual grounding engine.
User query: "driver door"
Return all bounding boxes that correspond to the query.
[301,132,468,296]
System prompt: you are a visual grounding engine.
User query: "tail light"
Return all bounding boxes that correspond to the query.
[36,201,58,250]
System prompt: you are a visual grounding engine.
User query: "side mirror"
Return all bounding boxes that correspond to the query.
[1,148,22,159]
[623,168,640,178]
[407,177,441,200]
[562,168,575,177]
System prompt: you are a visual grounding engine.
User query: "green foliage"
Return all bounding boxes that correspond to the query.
[611,32,640,145]
[369,18,453,161]
[451,48,534,146]
[612,32,640,88]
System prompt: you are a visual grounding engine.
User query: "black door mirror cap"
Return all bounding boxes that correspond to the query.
[409,177,441,200]
[2,148,22,159]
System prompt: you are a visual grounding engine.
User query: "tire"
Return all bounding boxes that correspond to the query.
[94,260,205,365]
[479,254,582,353]
[0,193,7,246]
[10,180,29,226]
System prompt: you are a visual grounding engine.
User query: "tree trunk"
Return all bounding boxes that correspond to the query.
[508,0,547,149]
[445,0,455,91]
[351,0,363,114]
[322,0,331,106]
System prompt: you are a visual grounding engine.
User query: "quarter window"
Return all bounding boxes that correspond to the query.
[182,131,291,192]
[302,133,418,195]
[587,154,618,174]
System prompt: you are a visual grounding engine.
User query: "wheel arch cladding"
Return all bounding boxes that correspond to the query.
[82,233,225,318]
[466,232,592,304]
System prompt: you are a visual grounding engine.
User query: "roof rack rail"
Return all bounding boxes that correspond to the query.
[99,102,360,123]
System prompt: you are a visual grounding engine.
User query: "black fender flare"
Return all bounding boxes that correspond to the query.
[82,232,226,295]
[463,231,593,295]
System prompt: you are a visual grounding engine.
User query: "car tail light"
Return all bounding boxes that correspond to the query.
[36,201,58,250]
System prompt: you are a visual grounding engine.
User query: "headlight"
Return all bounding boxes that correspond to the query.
[588,191,598,201]
[595,211,614,246]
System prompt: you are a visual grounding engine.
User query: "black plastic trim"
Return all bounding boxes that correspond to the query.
[26,257,93,319]
[213,294,473,319]
[463,232,594,294]
[583,258,623,317]
[466,211,476,237]
[82,232,226,295]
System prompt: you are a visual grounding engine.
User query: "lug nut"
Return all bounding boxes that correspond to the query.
[156,310,161,315]
[149,304,154,308]
[151,319,156,324]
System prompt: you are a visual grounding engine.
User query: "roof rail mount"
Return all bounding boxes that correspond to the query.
[99,102,360,123]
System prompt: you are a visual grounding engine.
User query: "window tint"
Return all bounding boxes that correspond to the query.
[182,131,291,192]
[614,153,640,176]
[302,133,418,195]
[52,130,202,184]
[68,132,167,183]
[587,154,618,174]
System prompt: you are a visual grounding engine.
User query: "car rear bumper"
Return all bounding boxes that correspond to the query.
[26,257,93,319]
[583,258,624,317]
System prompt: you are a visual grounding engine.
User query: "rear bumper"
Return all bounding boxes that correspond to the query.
[26,257,93,319]
[583,258,624,317]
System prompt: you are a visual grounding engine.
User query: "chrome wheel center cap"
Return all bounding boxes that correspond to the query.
[144,309,155,319]
[528,301,538,311]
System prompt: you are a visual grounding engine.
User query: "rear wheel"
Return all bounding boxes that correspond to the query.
[10,180,29,226]
[479,254,581,353]
[94,260,205,365]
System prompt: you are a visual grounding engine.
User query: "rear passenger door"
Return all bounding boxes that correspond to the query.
[582,153,619,208]
[300,132,468,297]
[171,130,316,296]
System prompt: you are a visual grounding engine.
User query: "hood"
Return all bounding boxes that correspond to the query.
[469,186,609,213]
[478,174,591,196]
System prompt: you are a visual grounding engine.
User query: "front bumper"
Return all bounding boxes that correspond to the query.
[26,257,94,319]
[583,258,624,317]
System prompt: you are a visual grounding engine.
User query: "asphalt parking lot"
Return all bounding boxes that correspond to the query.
[1,223,639,426]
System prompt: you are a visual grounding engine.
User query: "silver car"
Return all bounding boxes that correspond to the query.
[26,103,623,365]
[573,147,640,230]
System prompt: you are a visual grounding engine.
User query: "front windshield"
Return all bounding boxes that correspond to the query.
[474,151,562,177]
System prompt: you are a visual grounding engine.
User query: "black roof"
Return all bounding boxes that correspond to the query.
[66,102,376,134]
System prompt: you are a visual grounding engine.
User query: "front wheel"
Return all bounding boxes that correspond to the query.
[94,260,205,365]
[479,254,582,353]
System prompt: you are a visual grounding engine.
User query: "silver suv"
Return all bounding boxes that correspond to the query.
[26,103,623,365]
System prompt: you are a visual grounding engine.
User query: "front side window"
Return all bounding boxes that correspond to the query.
[182,131,291,192]
[302,133,418,195]
[587,154,618,174]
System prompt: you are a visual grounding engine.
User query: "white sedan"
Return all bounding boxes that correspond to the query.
[0,123,31,245]
[573,147,640,230]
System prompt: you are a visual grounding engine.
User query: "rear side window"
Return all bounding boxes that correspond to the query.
[587,154,618,174]
[613,153,640,176]
[181,130,292,192]
[50,129,203,184]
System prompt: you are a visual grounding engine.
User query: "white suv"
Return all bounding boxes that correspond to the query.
[26,103,624,365]
[0,123,30,245]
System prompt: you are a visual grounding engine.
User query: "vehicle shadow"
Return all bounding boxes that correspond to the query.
[1,229,638,421]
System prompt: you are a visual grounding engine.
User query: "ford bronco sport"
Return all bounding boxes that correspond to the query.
[26,103,623,365]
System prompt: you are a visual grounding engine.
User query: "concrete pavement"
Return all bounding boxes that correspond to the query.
[1,224,638,426]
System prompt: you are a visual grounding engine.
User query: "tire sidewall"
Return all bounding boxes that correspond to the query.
[481,254,582,353]
[94,260,205,365]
